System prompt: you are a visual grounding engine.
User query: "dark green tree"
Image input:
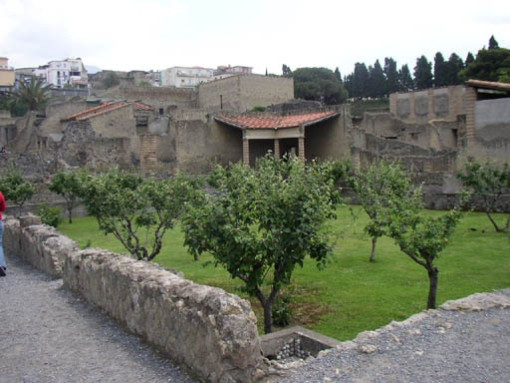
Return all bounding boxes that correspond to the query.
[398,64,414,91]
[293,67,348,105]
[384,57,400,95]
[465,52,475,66]
[433,52,448,87]
[182,155,340,334]
[458,160,510,233]
[460,47,510,83]
[350,62,370,98]
[414,55,433,90]
[8,78,51,116]
[79,169,198,261]
[282,64,292,76]
[334,67,342,83]
[445,53,464,85]
[367,60,386,98]
[489,35,499,50]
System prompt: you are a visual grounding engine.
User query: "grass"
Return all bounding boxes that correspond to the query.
[58,206,510,340]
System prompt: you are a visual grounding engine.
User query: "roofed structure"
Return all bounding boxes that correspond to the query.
[215,110,340,163]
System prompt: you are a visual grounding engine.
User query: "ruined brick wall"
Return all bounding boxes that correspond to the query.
[174,111,243,173]
[306,105,351,161]
[113,86,197,111]
[198,75,294,112]
[469,97,510,162]
[4,216,267,383]
[390,86,466,124]
[59,121,135,169]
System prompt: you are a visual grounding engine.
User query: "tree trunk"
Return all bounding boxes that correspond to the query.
[68,210,73,224]
[427,267,439,309]
[263,300,273,334]
[369,237,377,262]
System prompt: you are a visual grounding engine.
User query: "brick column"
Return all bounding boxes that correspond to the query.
[274,139,280,158]
[465,86,477,148]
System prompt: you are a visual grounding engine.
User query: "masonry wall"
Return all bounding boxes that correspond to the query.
[174,111,243,173]
[306,105,351,161]
[4,216,266,383]
[390,86,466,124]
[198,75,294,112]
[469,98,510,162]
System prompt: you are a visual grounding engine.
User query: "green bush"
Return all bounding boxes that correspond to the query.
[272,294,293,327]
[37,203,62,228]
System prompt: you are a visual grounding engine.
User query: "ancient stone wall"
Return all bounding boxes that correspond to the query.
[470,98,510,162]
[174,111,243,173]
[306,105,351,161]
[198,75,294,112]
[390,86,466,124]
[4,215,267,383]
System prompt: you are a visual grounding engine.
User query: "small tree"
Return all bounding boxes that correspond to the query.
[0,168,36,218]
[351,161,420,262]
[458,160,510,233]
[49,169,88,223]
[182,155,341,334]
[389,207,462,309]
[79,169,197,261]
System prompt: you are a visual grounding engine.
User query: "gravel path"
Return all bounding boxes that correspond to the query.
[277,290,510,383]
[1,252,509,383]
[0,254,196,383]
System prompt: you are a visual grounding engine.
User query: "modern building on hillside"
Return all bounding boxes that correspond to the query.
[0,57,15,92]
[32,58,88,89]
[161,66,214,88]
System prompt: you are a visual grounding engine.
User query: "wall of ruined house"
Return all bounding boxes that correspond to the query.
[38,99,88,138]
[390,86,466,124]
[112,86,197,111]
[469,98,510,162]
[306,105,351,161]
[4,216,267,383]
[198,75,294,112]
[59,121,135,169]
[174,111,243,173]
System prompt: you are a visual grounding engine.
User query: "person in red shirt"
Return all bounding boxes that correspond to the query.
[0,191,6,277]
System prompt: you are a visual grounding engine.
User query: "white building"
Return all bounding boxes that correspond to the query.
[160,66,214,88]
[33,58,88,89]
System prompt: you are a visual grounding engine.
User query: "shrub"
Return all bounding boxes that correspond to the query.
[37,203,62,228]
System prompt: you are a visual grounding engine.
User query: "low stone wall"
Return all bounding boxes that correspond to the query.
[3,215,266,383]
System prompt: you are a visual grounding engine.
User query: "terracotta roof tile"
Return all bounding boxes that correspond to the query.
[215,110,338,130]
[62,101,153,122]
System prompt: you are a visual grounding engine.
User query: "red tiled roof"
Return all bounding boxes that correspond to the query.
[62,101,153,122]
[215,110,339,130]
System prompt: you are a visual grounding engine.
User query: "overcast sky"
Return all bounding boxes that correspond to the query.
[1,0,509,76]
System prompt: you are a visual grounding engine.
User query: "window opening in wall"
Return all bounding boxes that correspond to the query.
[159,108,164,115]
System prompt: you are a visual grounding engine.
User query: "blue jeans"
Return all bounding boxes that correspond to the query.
[0,220,5,269]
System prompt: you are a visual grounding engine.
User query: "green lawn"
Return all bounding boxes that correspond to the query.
[58,206,510,340]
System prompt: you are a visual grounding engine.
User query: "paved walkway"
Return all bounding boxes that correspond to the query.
[0,254,196,383]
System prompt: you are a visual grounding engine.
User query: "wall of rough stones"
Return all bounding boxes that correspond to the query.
[198,75,294,112]
[3,215,267,383]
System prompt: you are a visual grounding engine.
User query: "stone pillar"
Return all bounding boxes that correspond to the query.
[243,137,250,165]
[298,137,305,161]
[465,86,477,148]
[274,139,280,158]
